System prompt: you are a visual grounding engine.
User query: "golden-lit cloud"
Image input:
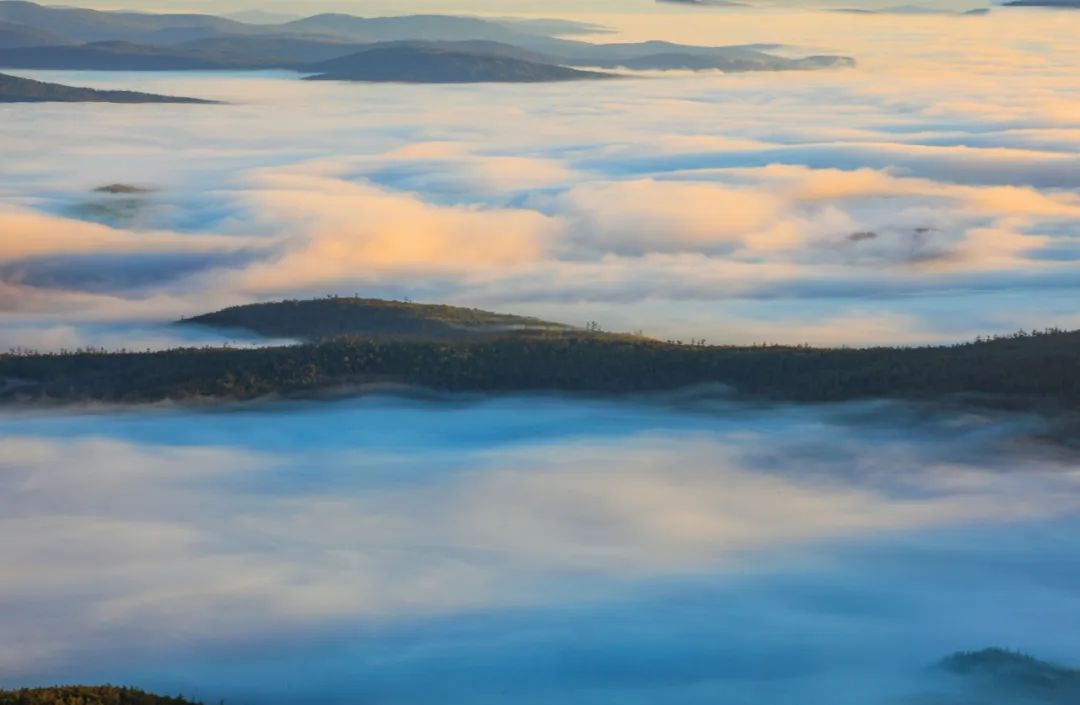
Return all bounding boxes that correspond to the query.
[233,173,559,292]
[0,8,1076,345]
[558,179,795,254]
[0,207,250,260]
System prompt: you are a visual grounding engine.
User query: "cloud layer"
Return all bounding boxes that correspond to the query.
[0,9,1077,347]
[1,396,1078,701]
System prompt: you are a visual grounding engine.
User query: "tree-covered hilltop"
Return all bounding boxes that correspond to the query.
[2,327,1077,410]
[0,686,199,705]
[178,297,574,342]
[939,648,1080,703]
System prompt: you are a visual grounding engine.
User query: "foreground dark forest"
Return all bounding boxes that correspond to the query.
[2,313,1077,410]
[0,687,196,705]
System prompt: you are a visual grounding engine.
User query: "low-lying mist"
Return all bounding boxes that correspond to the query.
[3,3,1078,348]
[1,394,1077,703]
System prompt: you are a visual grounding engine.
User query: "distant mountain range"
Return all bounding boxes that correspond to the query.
[0,17,70,47]
[0,40,246,70]
[223,10,301,25]
[0,1,600,46]
[0,0,856,83]
[0,36,854,78]
[0,70,214,102]
[0,0,256,44]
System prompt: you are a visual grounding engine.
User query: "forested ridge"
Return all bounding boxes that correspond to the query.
[938,649,1080,703]
[2,327,1077,409]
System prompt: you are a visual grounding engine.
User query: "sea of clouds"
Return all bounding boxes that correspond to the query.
[1,395,1078,702]
[2,8,1079,703]
[0,9,1077,349]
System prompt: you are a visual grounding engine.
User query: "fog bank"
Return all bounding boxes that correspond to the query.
[1,396,1077,703]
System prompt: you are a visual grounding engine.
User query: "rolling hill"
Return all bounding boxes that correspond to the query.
[175,35,367,66]
[302,45,616,83]
[0,71,215,102]
[940,649,1080,703]
[0,39,610,81]
[180,297,574,341]
[0,37,555,71]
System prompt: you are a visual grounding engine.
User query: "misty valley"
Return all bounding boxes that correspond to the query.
[2,393,1080,704]
[1,0,1078,703]
[1,298,1078,704]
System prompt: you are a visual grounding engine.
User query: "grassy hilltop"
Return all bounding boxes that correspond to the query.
[178,296,574,342]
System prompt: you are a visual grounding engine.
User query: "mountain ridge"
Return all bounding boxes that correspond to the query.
[0,1,856,81]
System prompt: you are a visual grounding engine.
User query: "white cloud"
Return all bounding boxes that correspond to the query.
[1,411,1077,675]
[0,7,1076,344]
